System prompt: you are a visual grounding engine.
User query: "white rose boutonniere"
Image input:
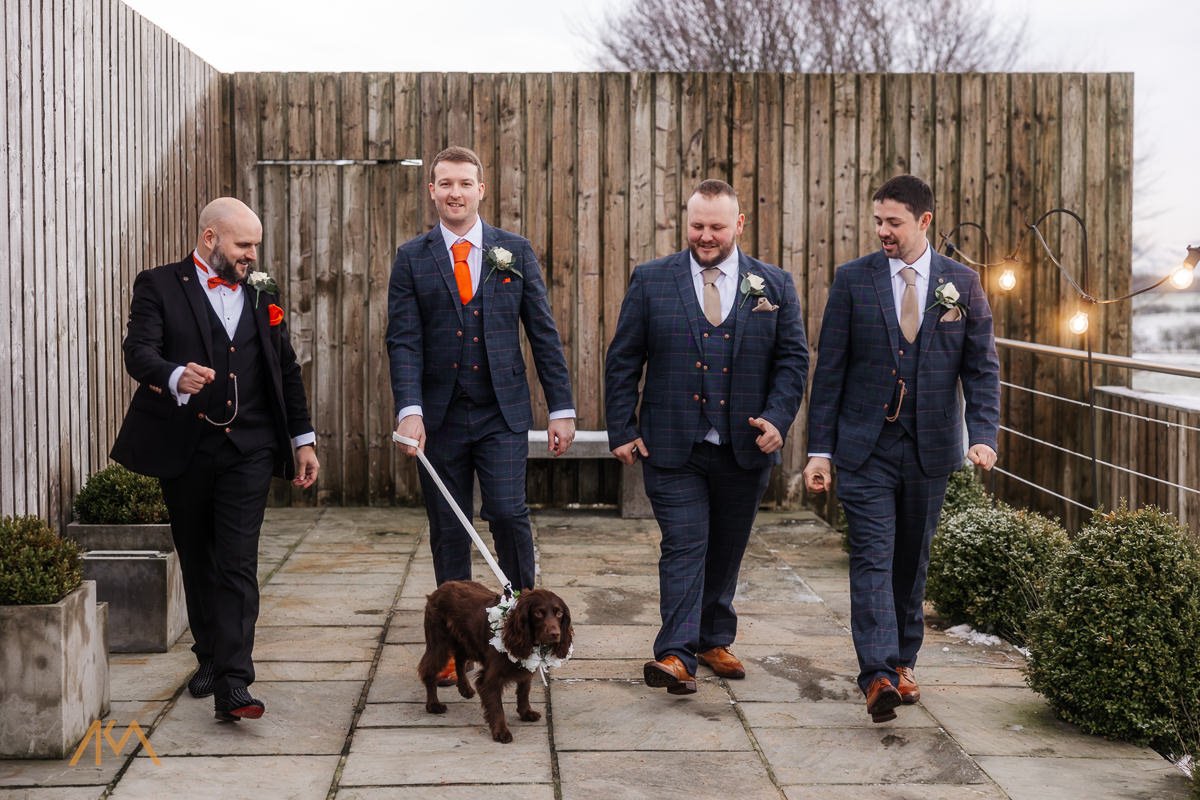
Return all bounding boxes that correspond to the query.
[927,281,967,320]
[246,270,279,309]
[738,272,767,308]
[484,246,523,284]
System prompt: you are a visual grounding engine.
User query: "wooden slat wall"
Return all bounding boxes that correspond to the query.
[226,71,1136,509]
[0,0,223,523]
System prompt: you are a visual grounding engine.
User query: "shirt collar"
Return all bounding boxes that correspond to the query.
[193,251,211,274]
[690,246,741,280]
[440,218,484,252]
[889,240,931,279]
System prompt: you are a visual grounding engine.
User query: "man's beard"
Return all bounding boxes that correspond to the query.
[689,242,733,268]
[209,246,243,284]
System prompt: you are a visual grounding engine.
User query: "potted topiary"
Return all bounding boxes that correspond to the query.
[63,464,185,653]
[0,515,110,758]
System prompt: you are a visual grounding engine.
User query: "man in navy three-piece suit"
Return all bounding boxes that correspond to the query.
[386,146,575,685]
[804,174,1000,723]
[605,180,809,695]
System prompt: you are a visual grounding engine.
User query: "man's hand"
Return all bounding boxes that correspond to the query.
[803,456,832,494]
[547,417,576,457]
[968,444,998,471]
[748,417,782,454]
[395,415,426,457]
[293,445,320,488]
[611,438,648,465]
[178,362,215,395]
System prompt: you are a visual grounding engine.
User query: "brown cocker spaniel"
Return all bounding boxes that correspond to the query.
[418,580,573,743]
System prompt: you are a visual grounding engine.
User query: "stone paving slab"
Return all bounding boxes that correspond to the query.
[256,584,395,628]
[0,788,107,799]
[756,726,987,785]
[336,787,556,800]
[109,755,339,800]
[556,751,778,800]
[783,786,1008,800]
[108,647,197,702]
[340,728,551,785]
[252,626,380,662]
[551,681,753,751]
[739,700,940,729]
[976,755,1190,799]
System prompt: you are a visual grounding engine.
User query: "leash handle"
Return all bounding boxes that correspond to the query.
[392,432,514,597]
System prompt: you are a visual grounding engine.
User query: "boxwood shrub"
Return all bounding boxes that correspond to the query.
[1025,505,1200,754]
[927,502,1067,645]
[73,463,168,524]
[941,463,990,520]
[0,515,82,605]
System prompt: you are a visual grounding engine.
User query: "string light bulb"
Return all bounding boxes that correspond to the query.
[998,268,1017,291]
[1068,311,1090,335]
[1170,265,1195,290]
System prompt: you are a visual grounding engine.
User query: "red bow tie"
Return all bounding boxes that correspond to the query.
[207,275,240,292]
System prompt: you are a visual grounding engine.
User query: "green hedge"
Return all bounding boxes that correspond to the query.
[0,515,82,605]
[941,463,990,520]
[73,463,168,524]
[1025,505,1200,754]
[927,503,1068,645]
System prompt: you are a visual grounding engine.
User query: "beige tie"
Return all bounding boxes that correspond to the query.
[702,267,723,326]
[899,266,920,343]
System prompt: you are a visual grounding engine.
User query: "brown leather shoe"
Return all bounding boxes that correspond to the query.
[897,666,920,704]
[643,655,697,695]
[865,676,901,723]
[436,656,457,688]
[697,646,746,679]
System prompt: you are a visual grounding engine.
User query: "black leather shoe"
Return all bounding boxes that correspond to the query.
[214,687,265,722]
[187,661,215,699]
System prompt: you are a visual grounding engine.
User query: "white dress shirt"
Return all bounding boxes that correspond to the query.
[397,219,575,423]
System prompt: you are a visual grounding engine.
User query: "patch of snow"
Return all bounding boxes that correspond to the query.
[944,623,1004,647]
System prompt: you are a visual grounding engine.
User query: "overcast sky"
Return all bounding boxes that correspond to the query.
[124,0,1198,276]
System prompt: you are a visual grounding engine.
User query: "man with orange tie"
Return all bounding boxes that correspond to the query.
[386,146,575,685]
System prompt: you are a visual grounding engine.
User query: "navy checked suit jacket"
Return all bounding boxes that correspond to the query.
[807,249,1000,477]
[386,222,573,433]
[605,249,810,471]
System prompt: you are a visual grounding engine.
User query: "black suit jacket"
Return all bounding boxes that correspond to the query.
[110,255,313,480]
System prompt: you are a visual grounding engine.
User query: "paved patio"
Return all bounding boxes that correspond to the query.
[0,506,1190,799]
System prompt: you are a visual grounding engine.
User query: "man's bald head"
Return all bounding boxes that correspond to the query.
[197,197,263,283]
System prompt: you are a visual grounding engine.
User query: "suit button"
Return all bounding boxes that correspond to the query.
[719,399,726,406]
[884,403,889,409]
[225,427,232,434]
[695,361,702,368]
[724,333,731,340]
[197,413,205,420]
[452,363,458,369]
[898,349,904,356]
[456,330,463,337]
[226,400,233,407]
[701,397,707,404]
[891,369,896,376]
[472,365,479,371]
[692,394,700,401]
[702,332,709,338]
[473,337,479,343]
[229,372,236,379]
[230,346,236,353]
[722,367,729,373]
[473,310,480,317]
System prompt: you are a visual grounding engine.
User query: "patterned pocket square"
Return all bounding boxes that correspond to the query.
[939,306,962,322]
[752,297,779,313]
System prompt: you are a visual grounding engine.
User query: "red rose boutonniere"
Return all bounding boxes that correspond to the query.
[268,304,284,327]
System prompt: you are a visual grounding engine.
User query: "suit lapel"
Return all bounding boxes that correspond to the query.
[732,253,753,358]
[427,227,464,324]
[871,252,901,365]
[918,251,945,345]
[481,223,499,310]
[177,257,215,365]
[672,252,704,356]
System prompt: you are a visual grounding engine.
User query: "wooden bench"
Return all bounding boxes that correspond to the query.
[527,430,652,518]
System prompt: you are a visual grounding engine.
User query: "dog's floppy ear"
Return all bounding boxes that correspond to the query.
[502,593,535,659]
[554,598,573,660]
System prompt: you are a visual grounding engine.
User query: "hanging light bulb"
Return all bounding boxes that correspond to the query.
[998,268,1017,291]
[1170,265,1195,290]
[1068,310,1090,335]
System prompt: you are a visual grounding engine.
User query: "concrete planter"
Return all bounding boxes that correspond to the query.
[64,523,186,653]
[0,580,110,759]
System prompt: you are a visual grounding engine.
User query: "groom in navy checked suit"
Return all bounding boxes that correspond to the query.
[387,147,575,683]
[804,175,999,723]
[606,180,809,695]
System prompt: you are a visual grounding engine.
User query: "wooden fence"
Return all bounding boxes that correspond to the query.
[0,0,223,523]
[224,71,1135,507]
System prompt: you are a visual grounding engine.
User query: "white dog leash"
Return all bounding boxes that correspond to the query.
[392,432,514,599]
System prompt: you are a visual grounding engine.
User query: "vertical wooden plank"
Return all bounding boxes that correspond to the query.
[806,72,834,520]
[883,73,911,177]
[601,72,629,431]
[1105,74,1133,359]
[628,72,654,268]
[232,73,259,207]
[704,73,731,181]
[756,73,783,267]
[1059,73,1087,517]
[25,0,45,514]
[575,73,601,431]
[549,72,577,414]
[831,74,857,269]
[730,73,755,254]
[909,74,934,187]
[856,74,884,258]
[653,73,680,255]
[496,74,523,234]
[471,73,497,224]
[312,164,342,503]
[780,72,808,502]
[67,0,85,499]
[0,0,14,513]
[338,163,367,505]
[286,72,313,160]
[313,72,340,161]
[286,164,315,506]
[366,72,394,161]
[521,73,551,431]
[957,74,984,261]
[679,73,705,191]
[983,74,1011,304]
[419,72,446,230]
[932,73,959,240]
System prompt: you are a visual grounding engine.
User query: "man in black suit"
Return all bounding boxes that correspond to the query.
[111,197,319,722]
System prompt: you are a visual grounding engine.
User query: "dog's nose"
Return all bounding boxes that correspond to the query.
[547,629,560,642]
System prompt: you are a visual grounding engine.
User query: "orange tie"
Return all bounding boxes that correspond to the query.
[451,240,473,305]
